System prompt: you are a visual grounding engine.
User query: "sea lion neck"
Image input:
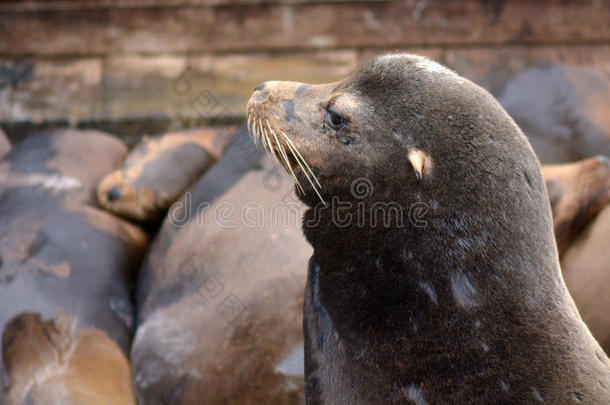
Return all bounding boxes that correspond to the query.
[300,194,587,393]
[300,183,572,340]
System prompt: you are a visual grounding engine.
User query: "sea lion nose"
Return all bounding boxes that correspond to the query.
[254,82,266,91]
[107,186,123,202]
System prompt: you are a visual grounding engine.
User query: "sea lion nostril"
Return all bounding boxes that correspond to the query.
[107,186,123,202]
[254,82,266,91]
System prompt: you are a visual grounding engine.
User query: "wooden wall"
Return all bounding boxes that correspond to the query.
[1,0,609,138]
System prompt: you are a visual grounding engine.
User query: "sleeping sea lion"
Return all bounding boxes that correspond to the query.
[97,126,236,222]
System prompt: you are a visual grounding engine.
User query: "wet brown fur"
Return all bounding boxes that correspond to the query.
[562,206,610,354]
[248,54,610,404]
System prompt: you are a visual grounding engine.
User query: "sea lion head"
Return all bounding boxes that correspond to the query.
[247,54,545,223]
[247,54,559,280]
[97,170,157,223]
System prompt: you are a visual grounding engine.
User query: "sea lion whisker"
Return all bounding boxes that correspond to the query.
[267,124,305,194]
[264,129,275,157]
[279,145,303,193]
[248,116,260,148]
[260,120,288,176]
[263,120,279,162]
[281,133,326,205]
[252,120,265,150]
[251,117,259,147]
[279,131,321,191]
[256,119,265,151]
[280,130,323,189]
[258,119,273,154]
[262,124,272,154]
[252,119,261,149]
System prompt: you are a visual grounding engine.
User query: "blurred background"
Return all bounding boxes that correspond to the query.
[1,0,609,141]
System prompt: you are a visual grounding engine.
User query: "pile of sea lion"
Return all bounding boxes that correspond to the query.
[1,54,609,404]
[0,129,146,404]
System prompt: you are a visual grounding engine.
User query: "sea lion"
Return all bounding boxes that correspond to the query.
[97,126,237,223]
[498,64,610,163]
[131,129,310,404]
[541,156,610,354]
[247,54,610,403]
[0,128,147,404]
[542,156,610,255]
[2,312,136,405]
[562,206,610,354]
[0,127,9,159]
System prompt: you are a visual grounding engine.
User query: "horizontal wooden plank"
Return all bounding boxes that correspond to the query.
[361,45,610,95]
[3,45,610,126]
[0,58,103,123]
[1,1,609,56]
[2,44,610,139]
[0,1,386,12]
[5,44,610,127]
[104,50,359,120]
[0,50,359,124]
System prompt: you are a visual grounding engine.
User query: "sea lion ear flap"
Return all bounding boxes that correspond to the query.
[407,149,433,180]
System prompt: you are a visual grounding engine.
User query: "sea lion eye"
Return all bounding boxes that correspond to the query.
[326,109,346,130]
